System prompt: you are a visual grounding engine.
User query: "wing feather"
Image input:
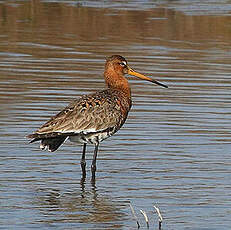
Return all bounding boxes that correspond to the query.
[35,90,125,136]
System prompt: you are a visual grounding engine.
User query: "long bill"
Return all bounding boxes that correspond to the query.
[127,67,168,88]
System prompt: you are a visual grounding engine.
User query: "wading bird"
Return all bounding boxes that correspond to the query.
[27,55,167,181]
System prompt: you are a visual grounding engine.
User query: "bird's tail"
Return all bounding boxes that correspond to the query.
[39,136,67,152]
[27,133,68,152]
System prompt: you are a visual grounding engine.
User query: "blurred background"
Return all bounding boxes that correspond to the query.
[0,0,231,229]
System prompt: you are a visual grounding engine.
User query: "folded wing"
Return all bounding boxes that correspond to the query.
[27,90,127,142]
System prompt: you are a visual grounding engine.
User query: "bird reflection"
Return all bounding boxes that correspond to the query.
[80,176,97,200]
[34,183,124,226]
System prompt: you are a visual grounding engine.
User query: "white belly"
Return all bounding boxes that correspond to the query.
[68,131,113,145]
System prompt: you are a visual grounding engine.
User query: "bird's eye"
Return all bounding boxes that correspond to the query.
[119,62,126,67]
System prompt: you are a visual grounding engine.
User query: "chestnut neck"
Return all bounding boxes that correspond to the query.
[104,69,131,99]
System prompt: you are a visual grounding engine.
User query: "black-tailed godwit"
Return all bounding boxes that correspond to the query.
[27,55,168,181]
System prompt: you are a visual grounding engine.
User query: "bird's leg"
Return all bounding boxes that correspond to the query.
[91,142,99,181]
[81,143,87,179]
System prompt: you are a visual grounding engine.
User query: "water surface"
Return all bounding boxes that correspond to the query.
[0,1,231,229]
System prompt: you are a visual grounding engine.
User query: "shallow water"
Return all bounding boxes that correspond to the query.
[1,1,231,229]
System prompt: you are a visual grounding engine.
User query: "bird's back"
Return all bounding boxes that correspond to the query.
[28,88,131,151]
